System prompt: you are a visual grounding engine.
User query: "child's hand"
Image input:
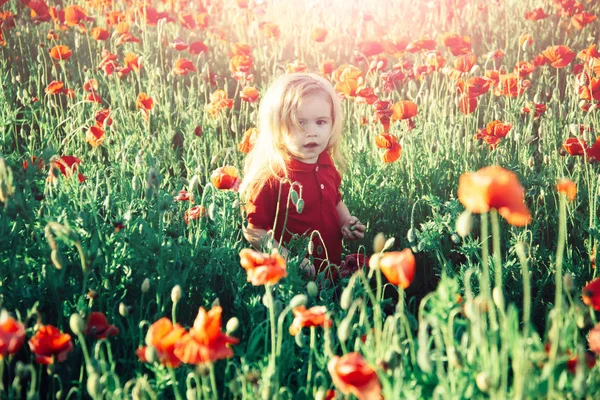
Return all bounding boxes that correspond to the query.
[341,216,366,240]
[300,258,316,277]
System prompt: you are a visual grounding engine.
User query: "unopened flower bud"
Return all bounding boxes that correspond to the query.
[87,373,102,398]
[289,294,308,309]
[119,302,129,317]
[337,318,352,343]
[141,278,150,293]
[492,287,504,310]
[50,249,65,270]
[226,317,239,334]
[476,372,491,392]
[69,313,85,335]
[369,253,382,270]
[306,281,318,297]
[456,210,473,238]
[145,346,159,363]
[373,233,386,253]
[340,286,353,310]
[171,285,182,304]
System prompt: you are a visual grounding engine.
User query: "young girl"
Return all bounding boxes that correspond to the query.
[240,73,366,277]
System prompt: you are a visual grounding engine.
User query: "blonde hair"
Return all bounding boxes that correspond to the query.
[239,73,345,203]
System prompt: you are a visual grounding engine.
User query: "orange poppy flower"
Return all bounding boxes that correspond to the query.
[578,77,600,102]
[115,32,140,46]
[124,53,141,71]
[514,61,536,77]
[382,38,409,56]
[577,44,600,62]
[375,133,402,163]
[456,76,491,98]
[261,22,280,40]
[28,325,73,364]
[482,120,512,138]
[441,32,472,56]
[562,137,588,156]
[331,65,363,84]
[541,45,575,68]
[136,92,154,120]
[328,352,381,400]
[319,59,335,77]
[240,87,259,103]
[524,8,548,21]
[229,42,252,57]
[229,54,253,80]
[286,59,308,73]
[486,49,505,61]
[94,109,112,127]
[90,27,109,41]
[85,312,119,339]
[23,156,44,171]
[189,40,208,55]
[454,53,476,73]
[239,248,287,286]
[169,39,188,51]
[184,205,206,225]
[45,80,65,95]
[519,33,534,48]
[335,77,365,99]
[174,189,193,202]
[378,249,415,289]
[0,313,26,357]
[424,51,446,70]
[49,45,72,60]
[289,306,332,336]
[311,27,327,42]
[178,12,196,30]
[457,166,531,226]
[137,318,186,368]
[173,58,196,76]
[583,278,600,311]
[571,12,597,30]
[495,73,528,97]
[238,127,258,153]
[64,5,93,28]
[210,166,240,190]
[521,103,547,119]
[357,41,384,57]
[206,90,234,117]
[86,126,104,147]
[173,306,238,364]
[86,91,102,103]
[556,179,576,201]
[391,100,418,121]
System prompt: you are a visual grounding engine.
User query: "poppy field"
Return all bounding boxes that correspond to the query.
[3,0,600,398]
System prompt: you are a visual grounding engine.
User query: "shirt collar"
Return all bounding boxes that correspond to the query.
[288,151,334,172]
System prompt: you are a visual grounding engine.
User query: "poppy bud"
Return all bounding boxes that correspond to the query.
[476,372,491,392]
[145,346,159,363]
[69,313,85,336]
[186,388,197,400]
[528,156,535,169]
[171,285,182,304]
[0,158,15,203]
[314,389,328,400]
[456,210,472,238]
[119,302,129,317]
[226,317,239,334]
[295,330,305,347]
[407,228,416,243]
[141,278,150,293]
[369,253,382,270]
[87,373,102,398]
[307,240,314,255]
[469,65,480,74]
[417,348,432,373]
[383,237,395,252]
[373,233,386,253]
[340,285,353,310]
[188,175,201,195]
[589,104,598,113]
[306,281,318,297]
[337,318,352,343]
[563,273,574,293]
[262,293,272,308]
[289,294,308,309]
[492,287,504,310]
[296,199,304,213]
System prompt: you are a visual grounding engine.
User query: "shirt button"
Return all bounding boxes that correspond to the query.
[315,166,319,172]
[320,184,324,189]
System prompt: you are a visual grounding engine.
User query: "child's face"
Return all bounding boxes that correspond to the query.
[285,94,333,164]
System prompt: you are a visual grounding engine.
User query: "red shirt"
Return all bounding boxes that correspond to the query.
[245,151,343,270]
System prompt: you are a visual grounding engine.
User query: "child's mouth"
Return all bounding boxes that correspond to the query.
[304,142,318,148]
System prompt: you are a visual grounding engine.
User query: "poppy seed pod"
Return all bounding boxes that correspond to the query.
[340,286,353,310]
[337,318,352,343]
[141,278,150,293]
[289,294,308,309]
[306,281,318,297]
[69,313,85,336]
[119,303,129,317]
[87,373,102,398]
[226,317,239,334]
[171,285,182,304]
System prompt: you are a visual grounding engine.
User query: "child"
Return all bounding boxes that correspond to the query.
[240,73,366,277]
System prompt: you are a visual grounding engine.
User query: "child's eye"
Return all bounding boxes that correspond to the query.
[299,121,306,126]
[317,120,327,125]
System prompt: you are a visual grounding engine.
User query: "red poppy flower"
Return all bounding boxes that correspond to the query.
[0,313,26,357]
[229,54,254,80]
[28,325,73,364]
[524,8,548,21]
[339,253,369,278]
[562,137,588,156]
[95,109,112,127]
[206,90,234,117]
[357,41,384,57]
[289,306,332,336]
[184,205,206,225]
[136,318,186,368]
[378,249,416,289]
[64,5,93,28]
[456,77,491,98]
[169,39,188,51]
[286,60,309,74]
[356,87,378,105]
[90,27,109,41]
[541,45,575,68]
[173,58,196,76]
[189,40,208,55]
[174,190,193,202]
[115,32,141,46]
[495,74,529,97]
[521,103,546,119]
[406,38,436,53]
[391,100,418,121]
[239,248,287,286]
[229,42,252,57]
[210,166,240,190]
[441,32,472,56]
[571,12,597,30]
[86,91,102,103]
[453,53,476,73]
[486,49,505,61]
[173,306,238,364]
[85,312,119,339]
[261,22,280,40]
[566,352,596,374]
[583,278,600,311]
[86,126,104,147]
[514,61,536,78]
[458,94,478,115]
[375,133,402,163]
[311,27,327,42]
[578,77,600,102]
[136,92,154,120]
[45,80,65,95]
[124,53,141,71]
[23,156,44,171]
[238,127,258,153]
[458,166,531,226]
[240,86,259,103]
[50,155,86,183]
[49,45,72,60]
[328,352,381,400]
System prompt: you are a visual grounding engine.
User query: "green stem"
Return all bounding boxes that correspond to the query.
[168,367,183,400]
[209,363,218,400]
[306,328,316,396]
